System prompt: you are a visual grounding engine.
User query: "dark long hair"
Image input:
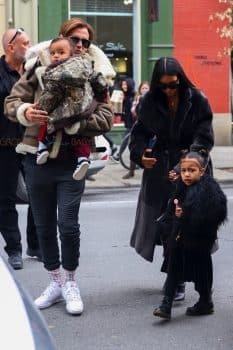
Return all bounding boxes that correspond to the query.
[121,77,135,97]
[150,57,195,93]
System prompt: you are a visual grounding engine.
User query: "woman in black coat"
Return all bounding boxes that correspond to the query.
[120,77,137,179]
[129,57,214,284]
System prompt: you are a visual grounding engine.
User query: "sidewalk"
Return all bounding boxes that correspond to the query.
[85,146,233,189]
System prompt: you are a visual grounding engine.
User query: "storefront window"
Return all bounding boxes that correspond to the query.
[70,0,133,78]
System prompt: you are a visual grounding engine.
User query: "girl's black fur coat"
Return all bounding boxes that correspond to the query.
[161,174,227,252]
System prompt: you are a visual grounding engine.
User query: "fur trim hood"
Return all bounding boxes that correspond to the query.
[25,40,116,85]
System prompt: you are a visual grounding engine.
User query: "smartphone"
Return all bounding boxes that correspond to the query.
[145,136,157,158]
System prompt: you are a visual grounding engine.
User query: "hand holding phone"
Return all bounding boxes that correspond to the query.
[142,149,157,169]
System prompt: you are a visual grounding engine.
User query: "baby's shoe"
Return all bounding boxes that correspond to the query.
[73,159,90,181]
[37,148,49,165]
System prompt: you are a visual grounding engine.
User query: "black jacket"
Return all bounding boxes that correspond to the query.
[130,88,214,168]
[160,175,227,252]
[0,55,23,148]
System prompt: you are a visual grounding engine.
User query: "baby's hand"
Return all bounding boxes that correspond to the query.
[174,199,183,218]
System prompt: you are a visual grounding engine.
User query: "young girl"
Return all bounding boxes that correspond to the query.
[130,81,150,119]
[153,150,227,320]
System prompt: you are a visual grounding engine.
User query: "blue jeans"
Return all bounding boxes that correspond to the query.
[24,155,85,271]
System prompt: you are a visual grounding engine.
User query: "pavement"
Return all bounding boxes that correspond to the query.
[85,146,233,188]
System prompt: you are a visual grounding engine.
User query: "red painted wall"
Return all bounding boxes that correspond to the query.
[173,0,230,113]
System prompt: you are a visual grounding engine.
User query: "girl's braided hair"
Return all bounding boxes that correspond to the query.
[180,149,209,169]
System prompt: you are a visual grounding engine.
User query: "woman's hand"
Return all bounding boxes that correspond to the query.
[24,103,48,124]
[169,169,180,182]
[141,149,157,169]
[174,199,183,218]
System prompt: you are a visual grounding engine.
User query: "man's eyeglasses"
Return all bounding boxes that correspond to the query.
[157,80,180,90]
[69,36,91,49]
[8,28,24,44]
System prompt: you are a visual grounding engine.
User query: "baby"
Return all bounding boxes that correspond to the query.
[17,37,108,180]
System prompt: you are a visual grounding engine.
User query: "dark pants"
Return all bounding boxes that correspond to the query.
[0,148,22,255]
[165,243,213,302]
[0,148,39,256]
[20,160,40,251]
[26,205,39,250]
[24,155,85,271]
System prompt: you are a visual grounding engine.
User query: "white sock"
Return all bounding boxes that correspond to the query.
[38,141,47,151]
[78,157,88,163]
[48,268,62,286]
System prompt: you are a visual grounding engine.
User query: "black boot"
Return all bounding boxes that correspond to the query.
[122,170,134,179]
[186,299,214,316]
[153,296,172,320]
[122,161,136,179]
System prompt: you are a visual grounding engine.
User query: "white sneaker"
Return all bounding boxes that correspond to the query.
[36,149,49,165]
[62,281,84,315]
[34,282,62,309]
[72,160,89,181]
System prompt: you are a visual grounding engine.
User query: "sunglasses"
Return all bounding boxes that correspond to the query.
[8,28,25,44]
[69,36,91,49]
[157,80,180,90]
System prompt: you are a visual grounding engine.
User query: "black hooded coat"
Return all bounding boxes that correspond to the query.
[159,174,227,281]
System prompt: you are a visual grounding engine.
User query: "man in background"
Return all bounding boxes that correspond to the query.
[0,28,41,269]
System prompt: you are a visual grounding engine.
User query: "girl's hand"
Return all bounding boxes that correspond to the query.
[25,103,48,124]
[141,149,157,169]
[174,199,183,218]
[169,170,180,182]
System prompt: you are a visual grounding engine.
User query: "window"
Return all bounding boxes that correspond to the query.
[70,0,133,77]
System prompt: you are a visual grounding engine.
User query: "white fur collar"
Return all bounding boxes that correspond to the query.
[88,44,116,85]
[25,40,116,84]
[25,40,51,71]
[35,66,46,89]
